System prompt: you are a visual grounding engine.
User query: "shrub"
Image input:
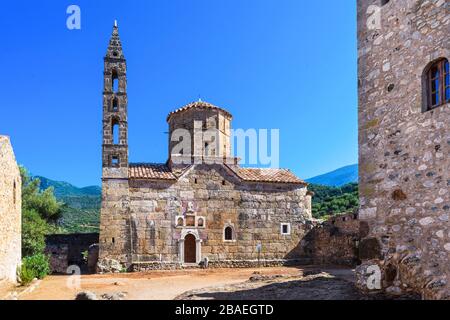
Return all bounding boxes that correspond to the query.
[19,264,35,286]
[20,254,50,285]
[22,209,48,257]
[120,266,128,273]
[82,250,88,262]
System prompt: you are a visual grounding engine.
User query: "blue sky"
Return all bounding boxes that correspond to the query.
[0,0,357,187]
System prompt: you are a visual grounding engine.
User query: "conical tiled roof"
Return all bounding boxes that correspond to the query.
[167,100,232,122]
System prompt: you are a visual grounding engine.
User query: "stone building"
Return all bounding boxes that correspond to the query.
[356,0,449,299]
[0,136,21,283]
[98,24,313,270]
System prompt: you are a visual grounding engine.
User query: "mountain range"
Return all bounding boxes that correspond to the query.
[36,164,358,199]
[35,176,101,233]
[306,164,358,187]
[36,176,101,198]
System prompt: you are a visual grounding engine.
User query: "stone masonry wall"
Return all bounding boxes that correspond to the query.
[99,178,130,263]
[0,136,21,283]
[45,233,99,274]
[302,212,361,266]
[168,107,232,160]
[100,164,312,266]
[357,0,449,299]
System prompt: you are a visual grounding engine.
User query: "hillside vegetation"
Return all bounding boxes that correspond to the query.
[308,183,359,219]
[36,176,101,233]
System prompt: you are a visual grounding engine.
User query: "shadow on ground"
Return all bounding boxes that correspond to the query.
[176,274,420,300]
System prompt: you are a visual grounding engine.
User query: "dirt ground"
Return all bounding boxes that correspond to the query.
[17,266,302,300]
[0,281,17,300]
[9,266,417,300]
[175,270,418,300]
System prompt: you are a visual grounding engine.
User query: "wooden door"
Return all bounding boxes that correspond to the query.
[184,234,196,263]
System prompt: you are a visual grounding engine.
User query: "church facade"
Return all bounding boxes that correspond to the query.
[98,24,313,270]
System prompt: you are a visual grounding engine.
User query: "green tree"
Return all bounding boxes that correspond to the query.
[21,167,63,222]
[21,209,48,257]
[20,167,64,256]
[19,166,65,284]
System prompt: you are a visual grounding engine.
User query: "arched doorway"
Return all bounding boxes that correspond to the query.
[184,234,196,263]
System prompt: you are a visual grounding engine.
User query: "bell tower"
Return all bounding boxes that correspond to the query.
[102,20,128,178]
[99,21,131,264]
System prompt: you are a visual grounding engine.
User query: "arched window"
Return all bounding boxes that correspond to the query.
[112,119,120,145]
[224,226,233,241]
[112,97,119,111]
[112,69,119,93]
[177,217,184,227]
[197,218,204,227]
[424,58,449,111]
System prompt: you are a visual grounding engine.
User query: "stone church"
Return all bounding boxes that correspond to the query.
[98,23,313,270]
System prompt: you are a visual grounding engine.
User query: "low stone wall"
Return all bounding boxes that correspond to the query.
[87,244,99,273]
[130,262,183,271]
[45,233,99,274]
[301,213,360,267]
[207,259,311,269]
[130,258,312,272]
[46,244,69,274]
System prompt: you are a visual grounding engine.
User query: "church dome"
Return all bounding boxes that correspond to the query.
[166,100,233,161]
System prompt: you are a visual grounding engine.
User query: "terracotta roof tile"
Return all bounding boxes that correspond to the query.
[167,101,232,121]
[129,163,177,180]
[226,165,306,185]
[129,163,305,185]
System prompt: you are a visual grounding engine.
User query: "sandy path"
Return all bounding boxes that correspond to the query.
[19,266,305,300]
[0,281,17,300]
